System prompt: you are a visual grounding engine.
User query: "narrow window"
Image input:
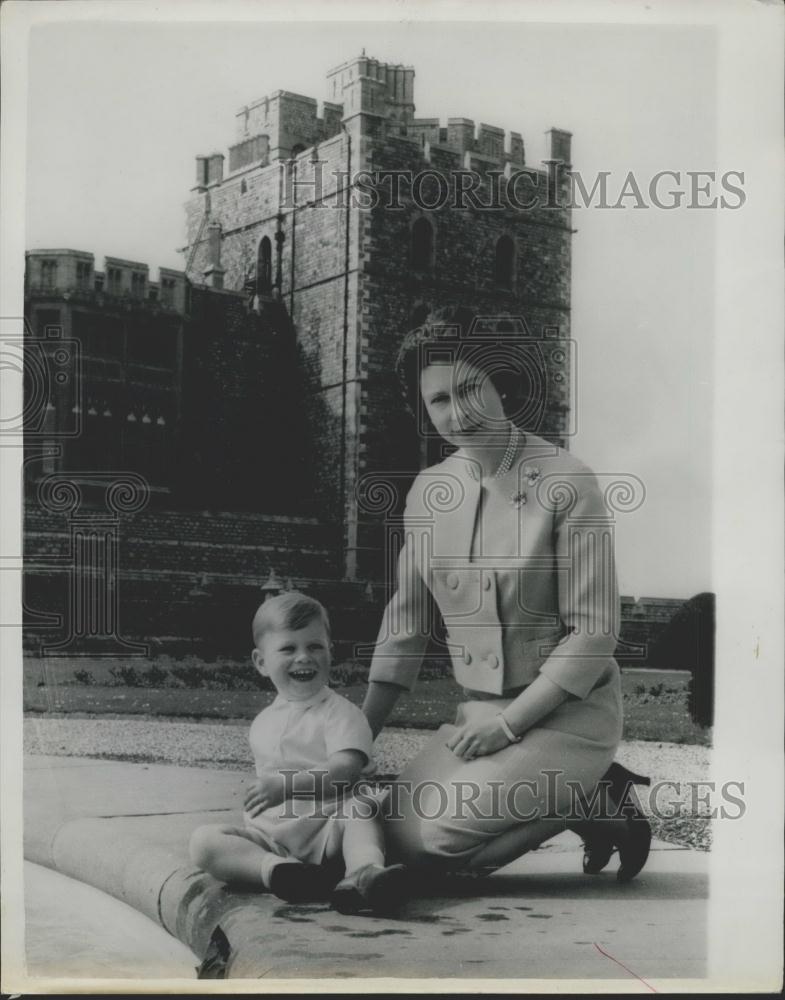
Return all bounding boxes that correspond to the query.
[257,236,272,296]
[41,259,58,289]
[76,260,91,290]
[411,218,434,272]
[161,277,176,306]
[494,235,515,289]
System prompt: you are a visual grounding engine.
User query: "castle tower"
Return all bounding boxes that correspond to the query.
[181,55,574,582]
[326,54,415,127]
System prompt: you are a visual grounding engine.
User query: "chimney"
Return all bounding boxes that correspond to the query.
[204,222,225,289]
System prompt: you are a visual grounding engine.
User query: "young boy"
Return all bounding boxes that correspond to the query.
[189,592,406,915]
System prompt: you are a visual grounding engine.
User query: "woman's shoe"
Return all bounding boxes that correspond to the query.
[579,825,615,875]
[616,809,652,883]
[578,763,652,881]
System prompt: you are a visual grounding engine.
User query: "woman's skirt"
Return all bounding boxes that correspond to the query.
[382,658,623,868]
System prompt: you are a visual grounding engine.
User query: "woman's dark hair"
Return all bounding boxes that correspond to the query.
[395,305,545,431]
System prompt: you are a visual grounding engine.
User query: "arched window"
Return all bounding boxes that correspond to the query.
[257,237,272,297]
[494,235,515,289]
[411,218,434,272]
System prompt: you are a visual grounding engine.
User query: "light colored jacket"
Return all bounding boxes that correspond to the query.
[368,434,620,699]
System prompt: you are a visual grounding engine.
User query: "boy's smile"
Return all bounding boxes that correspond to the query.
[252,619,331,701]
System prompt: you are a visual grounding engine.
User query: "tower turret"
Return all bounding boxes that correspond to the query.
[326,54,415,126]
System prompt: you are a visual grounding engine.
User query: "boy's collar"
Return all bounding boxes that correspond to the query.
[271,686,332,710]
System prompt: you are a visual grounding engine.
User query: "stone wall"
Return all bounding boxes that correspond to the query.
[23,496,689,663]
[23,506,342,656]
[182,103,573,580]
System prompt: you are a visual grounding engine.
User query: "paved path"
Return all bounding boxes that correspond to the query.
[24,754,708,984]
[24,862,197,979]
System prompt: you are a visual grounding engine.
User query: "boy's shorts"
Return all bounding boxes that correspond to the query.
[229,813,345,866]
[224,788,388,866]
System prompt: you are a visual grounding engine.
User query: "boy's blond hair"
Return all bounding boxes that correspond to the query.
[251,592,331,647]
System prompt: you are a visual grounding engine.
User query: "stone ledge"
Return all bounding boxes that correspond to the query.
[23,756,709,982]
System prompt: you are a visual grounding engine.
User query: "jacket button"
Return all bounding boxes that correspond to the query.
[486,654,499,669]
[464,650,472,665]
[483,576,492,591]
[446,572,459,590]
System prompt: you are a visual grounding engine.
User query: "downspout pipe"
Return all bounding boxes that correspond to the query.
[339,124,352,578]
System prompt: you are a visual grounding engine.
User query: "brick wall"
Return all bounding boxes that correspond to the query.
[23,498,689,663]
[23,505,342,655]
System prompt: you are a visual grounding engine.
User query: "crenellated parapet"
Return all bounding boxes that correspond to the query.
[407,117,528,170]
[25,249,189,313]
[195,53,570,187]
[327,54,415,125]
[232,89,344,167]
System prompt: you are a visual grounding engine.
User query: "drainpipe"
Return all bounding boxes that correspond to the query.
[289,161,297,317]
[274,164,284,301]
[339,124,352,579]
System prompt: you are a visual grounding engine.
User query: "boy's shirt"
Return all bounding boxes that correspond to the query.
[249,686,375,778]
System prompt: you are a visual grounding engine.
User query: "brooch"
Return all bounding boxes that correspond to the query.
[509,465,540,507]
[523,465,541,486]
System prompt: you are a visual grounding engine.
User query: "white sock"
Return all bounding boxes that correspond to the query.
[343,850,385,879]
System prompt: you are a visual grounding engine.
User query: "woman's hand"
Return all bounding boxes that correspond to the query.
[244,772,284,817]
[445,717,513,760]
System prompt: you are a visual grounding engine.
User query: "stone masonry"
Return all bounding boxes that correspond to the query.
[182,53,574,582]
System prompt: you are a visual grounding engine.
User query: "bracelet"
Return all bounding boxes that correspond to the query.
[497,712,522,744]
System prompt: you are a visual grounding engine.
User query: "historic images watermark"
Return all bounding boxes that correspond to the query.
[4,314,151,653]
[0,316,81,441]
[280,159,747,212]
[269,769,745,823]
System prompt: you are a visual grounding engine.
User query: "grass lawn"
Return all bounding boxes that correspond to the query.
[22,656,710,745]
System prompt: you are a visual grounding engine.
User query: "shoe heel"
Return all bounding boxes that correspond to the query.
[617,815,652,882]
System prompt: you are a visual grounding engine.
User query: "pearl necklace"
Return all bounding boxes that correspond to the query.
[466,424,522,484]
[492,424,520,479]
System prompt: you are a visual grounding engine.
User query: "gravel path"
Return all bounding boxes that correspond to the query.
[23,716,712,850]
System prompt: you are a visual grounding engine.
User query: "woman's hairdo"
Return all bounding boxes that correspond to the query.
[252,592,331,646]
[395,305,541,427]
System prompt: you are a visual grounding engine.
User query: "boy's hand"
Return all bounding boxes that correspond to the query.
[244,772,284,817]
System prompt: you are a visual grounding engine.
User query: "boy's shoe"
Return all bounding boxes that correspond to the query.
[330,863,408,915]
[268,862,341,903]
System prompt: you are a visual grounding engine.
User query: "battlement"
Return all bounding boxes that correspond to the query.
[25,249,188,312]
[232,89,343,166]
[406,116,528,168]
[197,54,569,181]
[327,54,415,125]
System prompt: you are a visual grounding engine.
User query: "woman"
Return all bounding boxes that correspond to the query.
[362,306,650,878]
